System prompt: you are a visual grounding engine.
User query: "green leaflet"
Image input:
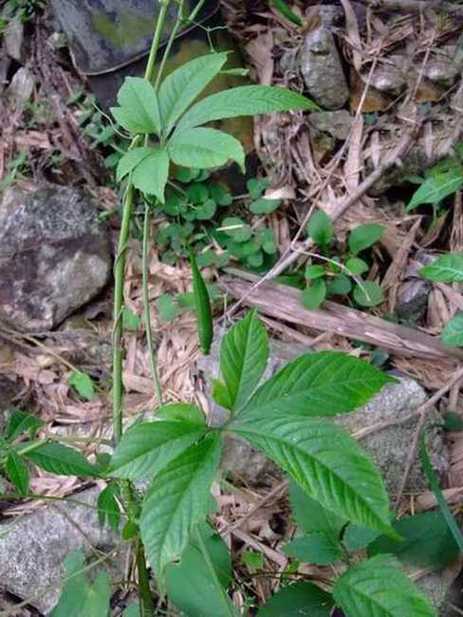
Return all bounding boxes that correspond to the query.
[140,433,223,578]
[97,483,121,531]
[175,85,318,132]
[307,210,333,246]
[348,224,385,255]
[190,251,213,355]
[116,147,153,181]
[284,532,342,565]
[6,452,29,496]
[159,52,229,134]
[237,351,394,419]
[258,582,334,617]
[333,555,436,617]
[156,403,205,425]
[353,281,384,308]
[68,370,96,401]
[218,310,269,411]
[407,167,463,211]
[111,76,161,135]
[168,127,245,171]
[442,313,463,347]
[420,253,463,283]
[302,279,327,310]
[131,147,169,203]
[109,420,207,480]
[5,409,43,441]
[25,442,98,477]
[230,415,393,535]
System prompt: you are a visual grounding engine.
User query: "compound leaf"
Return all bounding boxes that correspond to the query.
[111,76,161,135]
[131,147,169,203]
[168,127,245,171]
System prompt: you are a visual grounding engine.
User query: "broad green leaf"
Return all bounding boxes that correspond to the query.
[82,571,111,617]
[231,416,393,534]
[302,279,326,310]
[247,177,270,199]
[166,523,237,617]
[6,410,43,441]
[289,481,345,543]
[420,253,463,283]
[68,370,96,401]
[219,310,269,411]
[156,403,205,426]
[159,52,228,134]
[368,511,459,568]
[111,76,161,135]
[140,433,223,577]
[191,251,213,355]
[345,257,369,275]
[407,167,463,211]
[343,524,379,551]
[238,351,393,419]
[305,265,326,280]
[258,582,334,617]
[116,147,152,181]
[6,452,29,496]
[348,224,385,255]
[328,274,352,295]
[195,199,217,220]
[175,85,318,132]
[221,217,252,243]
[442,313,463,347]
[249,198,281,214]
[353,281,384,307]
[284,532,342,565]
[25,442,97,477]
[333,555,436,617]
[242,550,264,570]
[97,483,121,531]
[132,147,169,203]
[110,420,207,480]
[307,210,333,246]
[212,379,233,410]
[169,127,245,171]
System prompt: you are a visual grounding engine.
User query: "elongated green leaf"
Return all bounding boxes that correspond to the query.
[111,76,161,135]
[140,433,223,577]
[68,370,96,401]
[116,147,153,181]
[219,310,269,411]
[175,85,318,132]
[333,555,436,617]
[6,452,29,496]
[131,147,169,203]
[258,582,334,617]
[348,224,384,255]
[159,52,228,134]
[289,481,345,542]
[307,210,333,246]
[168,127,245,171]
[420,253,463,283]
[156,403,205,425]
[191,251,213,355]
[407,167,463,211]
[284,532,342,565]
[6,410,43,441]
[97,483,121,531]
[238,352,393,419]
[110,420,207,480]
[270,0,304,26]
[25,442,98,477]
[442,313,463,347]
[231,416,393,534]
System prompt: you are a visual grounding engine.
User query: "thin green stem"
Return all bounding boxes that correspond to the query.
[143,205,163,404]
[137,540,155,616]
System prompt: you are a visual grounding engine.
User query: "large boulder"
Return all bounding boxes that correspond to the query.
[0,186,112,331]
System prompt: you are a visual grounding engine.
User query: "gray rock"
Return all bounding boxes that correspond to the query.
[0,487,126,614]
[7,66,35,111]
[0,186,112,331]
[309,110,352,140]
[397,253,434,323]
[3,18,24,62]
[299,27,349,110]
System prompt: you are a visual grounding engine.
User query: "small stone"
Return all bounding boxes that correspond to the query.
[425,48,460,87]
[7,67,35,111]
[371,58,407,94]
[0,186,112,331]
[309,110,352,140]
[4,18,24,62]
[300,27,349,110]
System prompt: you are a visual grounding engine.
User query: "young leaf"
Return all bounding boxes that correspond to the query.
[110,420,207,480]
[6,452,29,496]
[221,217,252,243]
[116,147,153,181]
[345,257,369,275]
[353,281,384,307]
[307,210,333,246]
[168,127,245,171]
[231,416,393,534]
[131,147,169,203]
[333,555,436,617]
[368,511,459,568]
[442,313,463,347]
[97,483,121,531]
[111,77,161,135]
[175,85,319,133]
[284,532,342,565]
[289,481,345,543]
[249,198,281,214]
[305,264,325,280]
[420,253,463,283]
[140,433,223,577]
[190,251,213,355]
[219,310,269,411]
[122,307,141,331]
[247,178,270,199]
[68,370,96,401]
[407,167,463,211]
[238,351,393,419]
[159,52,229,134]
[328,274,352,295]
[156,403,205,426]
[302,279,327,310]
[258,582,334,617]
[348,224,385,255]
[166,523,237,617]
[24,442,98,477]
[5,410,43,441]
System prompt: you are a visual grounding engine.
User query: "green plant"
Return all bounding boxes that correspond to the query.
[302,210,385,309]
[0,0,45,34]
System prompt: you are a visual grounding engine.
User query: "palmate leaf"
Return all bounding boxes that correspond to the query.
[110,420,207,480]
[140,433,222,578]
[111,76,161,135]
[218,310,269,411]
[237,351,393,419]
[25,442,98,477]
[420,253,463,283]
[230,416,393,534]
[168,128,245,171]
[175,85,319,133]
[159,52,229,134]
[131,147,169,203]
[333,555,436,617]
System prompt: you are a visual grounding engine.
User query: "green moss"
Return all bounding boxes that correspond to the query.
[92,11,154,49]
